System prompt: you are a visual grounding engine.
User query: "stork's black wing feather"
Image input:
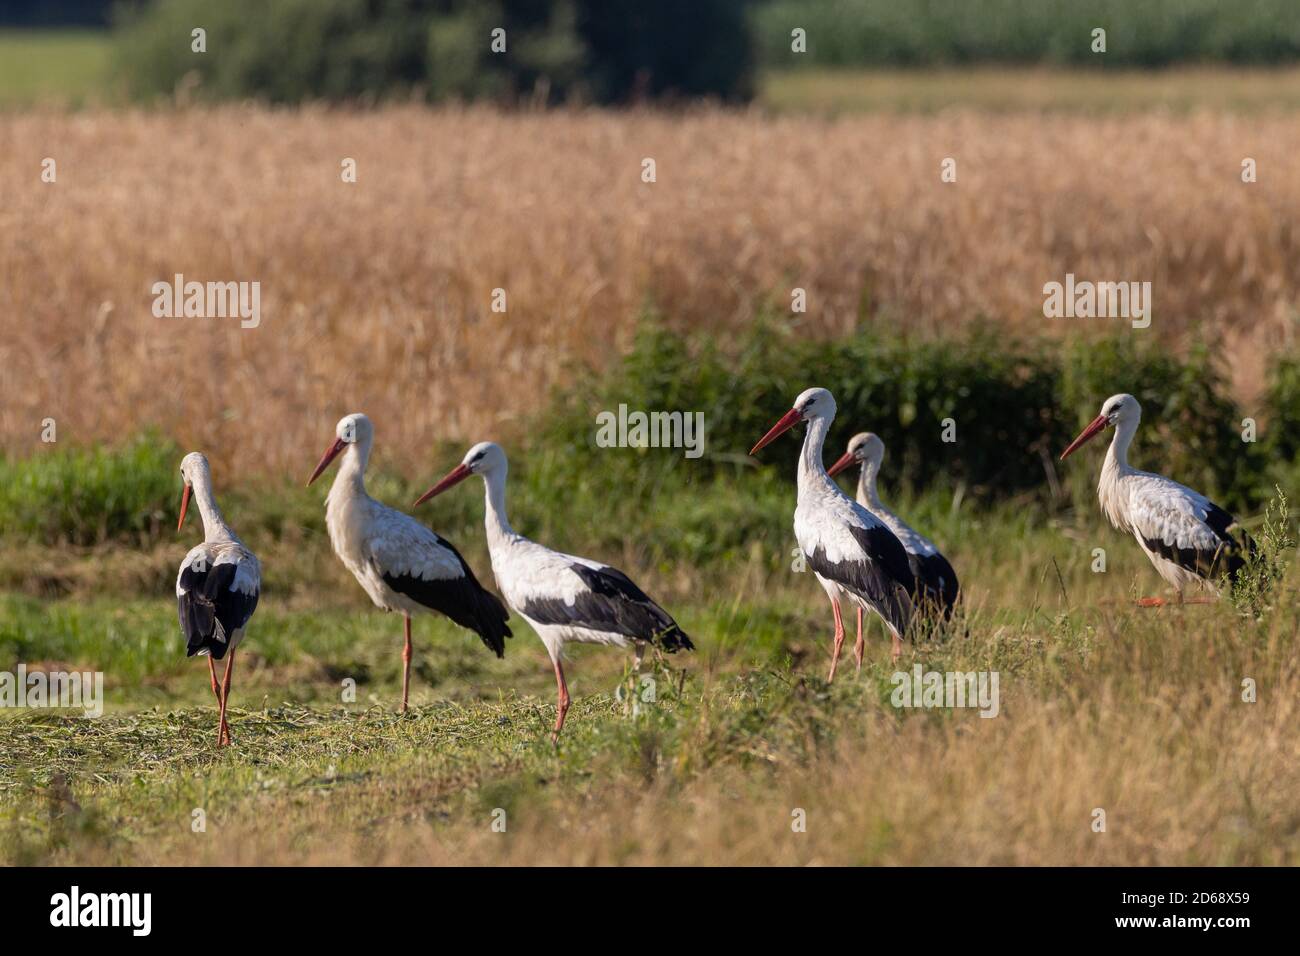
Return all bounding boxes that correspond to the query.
[807,524,914,638]
[521,563,693,652]
[177,561,259,661]
[381,537,511,657]
[1139,501,1256,583]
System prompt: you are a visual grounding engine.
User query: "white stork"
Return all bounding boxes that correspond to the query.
[175,452,260,747]
[827,432,959,661]
[751,388,915,676]
[413,442,693,743]
[306,414,511,712]
[1060,393,1255,605]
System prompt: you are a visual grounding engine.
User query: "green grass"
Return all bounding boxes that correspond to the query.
[3,481,1297,865]
[2,579,1295,865]
[0,30,112,108]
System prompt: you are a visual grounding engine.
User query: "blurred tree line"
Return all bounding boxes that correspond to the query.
[1,0,113,26]
[14,0,1300,105]
[110,0,755,104]
[756,0,1300,69]
[18,0,1300,104]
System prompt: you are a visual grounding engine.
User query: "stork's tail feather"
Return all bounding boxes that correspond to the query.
[653,623,694,653]
[180,592,232,659]
[473,592,513,659]
[1225,530,1259,585]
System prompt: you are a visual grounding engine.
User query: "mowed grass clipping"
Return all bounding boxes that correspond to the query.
[2,588,1296,866]
[3,106,1300,475]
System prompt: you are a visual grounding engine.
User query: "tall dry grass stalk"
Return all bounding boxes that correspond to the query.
[2,105,1297,476]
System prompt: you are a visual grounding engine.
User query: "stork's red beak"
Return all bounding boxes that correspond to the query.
[414,463,471,507]
[826,451,857,478]
[306,436,348,486]
[750,408,802,456]
[1060,414,1109,461]
[177,484,192,532]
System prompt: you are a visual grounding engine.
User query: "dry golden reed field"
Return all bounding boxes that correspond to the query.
[2,105,1299,475]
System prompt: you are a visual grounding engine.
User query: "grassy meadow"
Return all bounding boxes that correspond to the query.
[2,338,1298,864]
[3,508,1297,865]
[3,29,1300,865]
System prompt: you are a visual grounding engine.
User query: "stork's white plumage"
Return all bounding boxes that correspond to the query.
[751,388,915,677]
[1060,393,1255,604]
[414,442,692,742]
[175,452,259,747]
[306,414,511,712]
[827,432,959,659]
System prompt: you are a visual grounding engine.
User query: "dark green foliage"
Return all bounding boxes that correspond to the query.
[576,0,754,103]
[113,0,431,103]
[754,0,1300,69]
[113,0,753,104]
[539,319,1262,510]
[1263,355,1300,462]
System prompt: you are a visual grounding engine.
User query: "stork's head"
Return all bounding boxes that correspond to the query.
[827,431,884,478]
[750,387,837,456]
[1060,393,1141,461]
[177,451,210,531]
[306,412,372,486]
[413,441,507,506]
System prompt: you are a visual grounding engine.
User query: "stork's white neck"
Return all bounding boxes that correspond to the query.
[857,458,884,509]
[1106,416,1138,471]
[1098,416,1139,531]
[327,436,372,505]
[189,465,234,541]
[796,414,839,497]
[481,464,515,545]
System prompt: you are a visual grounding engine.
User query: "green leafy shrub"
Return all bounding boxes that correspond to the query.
[537,319,1258,510]
[1263,355,1300,457]
[1229,485,1293,616]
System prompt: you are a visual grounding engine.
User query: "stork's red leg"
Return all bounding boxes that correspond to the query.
[217,649,235,747]
[827,599,846,683]
[551,657,571,745]
[1136,597,1168,608]
[890,630,902,664]
[207,654,227,744]
[852,606,865,674]
[400,613,412,714]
